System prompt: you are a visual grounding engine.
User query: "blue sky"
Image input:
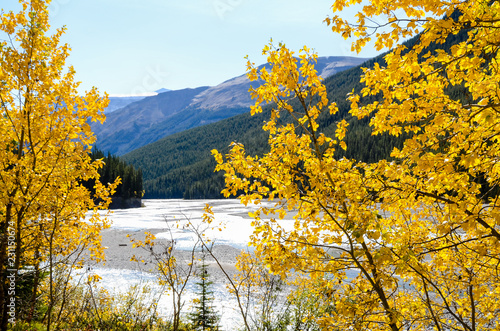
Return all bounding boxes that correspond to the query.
[3,0,384,96]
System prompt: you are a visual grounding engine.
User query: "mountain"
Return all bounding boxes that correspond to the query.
[155,88,172,94]
[104,87,171,114]
[121,31,470,199]
[93,56,368,156]
[93,87,209,155]
[315,56,371,78]
[186,56,366,110]
[105,96,147,114]
[120,56,392,199]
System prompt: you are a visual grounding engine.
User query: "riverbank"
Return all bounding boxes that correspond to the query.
[97,228,242,282]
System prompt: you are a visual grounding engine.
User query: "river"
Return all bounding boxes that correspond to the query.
[88,198,293,329]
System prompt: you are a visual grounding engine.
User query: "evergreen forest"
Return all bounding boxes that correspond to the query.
[85,148,143,200]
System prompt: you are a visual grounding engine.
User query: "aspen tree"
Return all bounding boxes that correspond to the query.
[213,1,500,329]
[0,1,117,328]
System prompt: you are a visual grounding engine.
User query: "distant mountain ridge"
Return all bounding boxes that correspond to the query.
[105,96,147,114]
[93,56,368,155]
[105,88,173,114]
[187,56,368,110]
[93,87,209,155]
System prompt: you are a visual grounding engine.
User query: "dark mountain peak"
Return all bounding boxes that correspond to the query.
[155,88,172,94]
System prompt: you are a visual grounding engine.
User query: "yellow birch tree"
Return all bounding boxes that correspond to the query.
[0,0,117,328]
[213,0,500,330]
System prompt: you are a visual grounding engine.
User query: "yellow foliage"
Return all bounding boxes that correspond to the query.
[38,268,166,330]
[213,1,500,330]
[0,0,119,322]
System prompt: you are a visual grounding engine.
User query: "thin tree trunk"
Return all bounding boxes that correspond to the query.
[0,125,25,331]
[46,233,53,331]
[45,213,60,331]
[27,260,40,323]
[0,203,12,331]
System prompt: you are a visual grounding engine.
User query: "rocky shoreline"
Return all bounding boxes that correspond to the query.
[97,228,243,282]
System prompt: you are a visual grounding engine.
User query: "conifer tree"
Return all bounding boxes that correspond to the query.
[189,252,220,331]
[85,147,143,201]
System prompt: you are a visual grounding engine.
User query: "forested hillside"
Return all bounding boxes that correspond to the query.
[122,30,467,199]
[84,148,143,202]
[122,60,399,198]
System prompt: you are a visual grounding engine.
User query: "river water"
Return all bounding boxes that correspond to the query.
[89,198,292,329]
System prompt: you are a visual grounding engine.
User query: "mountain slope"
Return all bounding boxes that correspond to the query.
[186,56,366,110]
[105,96,147,114]
[105,89,172,114]
[93,87,209,155]
[121,55,397,198]
[93,56,367,156]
